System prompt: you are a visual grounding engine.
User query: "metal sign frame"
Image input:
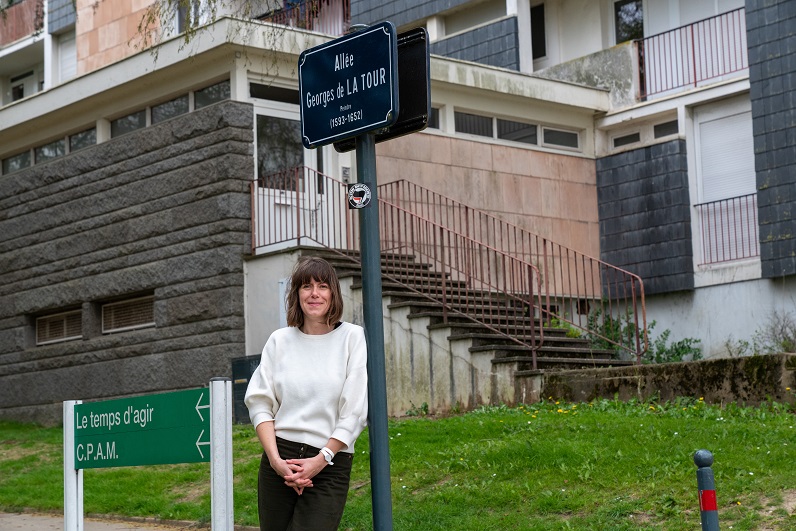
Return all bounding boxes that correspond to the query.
[298,21,399,149]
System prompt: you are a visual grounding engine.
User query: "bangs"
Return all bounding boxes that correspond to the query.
[292,259,336,286]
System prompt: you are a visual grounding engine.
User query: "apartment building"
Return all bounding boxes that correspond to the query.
[1,0,793,422]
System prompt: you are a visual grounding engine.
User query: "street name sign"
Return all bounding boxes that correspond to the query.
[334,27,430,153]
[298,21,399,149]
[73,388,210,469]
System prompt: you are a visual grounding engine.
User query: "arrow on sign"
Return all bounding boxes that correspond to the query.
[196,429,210,458]
[195,392,210,422]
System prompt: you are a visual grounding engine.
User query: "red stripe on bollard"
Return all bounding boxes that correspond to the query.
[699,490,718,512]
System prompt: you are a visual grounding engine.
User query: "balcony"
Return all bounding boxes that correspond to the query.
[637,8,748,100]
[695,193,759,266]
[257,0,350,38]
[0,0,42,47]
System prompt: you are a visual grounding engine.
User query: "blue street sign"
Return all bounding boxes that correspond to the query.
[299,22,399,149]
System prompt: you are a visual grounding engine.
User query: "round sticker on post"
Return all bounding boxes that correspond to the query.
[347,183,372,209]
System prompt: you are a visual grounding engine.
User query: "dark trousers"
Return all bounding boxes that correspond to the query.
[258,437,354,531]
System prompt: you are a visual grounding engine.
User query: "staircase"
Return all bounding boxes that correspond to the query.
[251,168,646,412]
[302,247,633,412]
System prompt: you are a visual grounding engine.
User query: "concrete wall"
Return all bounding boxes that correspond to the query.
[0,100,254,425]
[596,139,694,295]
[376,131,601,256]
[746,0,796,278]
[521,353,796,406]
[533,41,638,110]
[642,274,796,359]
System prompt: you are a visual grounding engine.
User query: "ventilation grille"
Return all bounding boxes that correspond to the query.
[102,297,155,333]
[36,311,82,345]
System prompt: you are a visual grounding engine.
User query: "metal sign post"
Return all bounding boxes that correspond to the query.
[355,133,393,530]
[299,22,429,530]
[64,381,234,531]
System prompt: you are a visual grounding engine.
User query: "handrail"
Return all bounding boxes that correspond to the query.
[257,0,350,37]
[378,180,648,361]
[636,7,747,99]
[251,168,648,363]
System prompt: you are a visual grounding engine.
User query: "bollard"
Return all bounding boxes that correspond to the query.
[694,449,719,531]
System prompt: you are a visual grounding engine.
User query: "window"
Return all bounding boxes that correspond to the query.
[111,110,147,137]
[34,138,66,164]
[70,128,97,152]
[543,127,579,149]
[36,310,82,345]
[152,94,189,124]
[177,0,203,33]
[498,119,537,145]
[102,296,155,334]
[613,132,640,148]
[428,107,440,129]
[2,151,31,174]
[256,115,304,190]
[196,80,231,108]
[654,120,679,138]
[58,31,77,83]
[250,83,298,105]
[614,0,643,43]
[531,4,546,60]
[454,112,492,138]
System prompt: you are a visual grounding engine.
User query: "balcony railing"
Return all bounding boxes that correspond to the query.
[637,8,747,99]
[257,0,350,37]
[251,169,648,363]
[695,193,759,265]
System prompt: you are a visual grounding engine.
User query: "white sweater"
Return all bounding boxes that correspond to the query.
[244,322,369,453]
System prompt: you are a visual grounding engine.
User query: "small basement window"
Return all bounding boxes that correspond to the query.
[542,127,579,150]
[613,132,641,148]
[454,111,493,138]
[102,296,155,334]
[36,310,82,345]
[654,120,679,138]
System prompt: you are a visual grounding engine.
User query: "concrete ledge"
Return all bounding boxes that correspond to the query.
[516,354,796,405]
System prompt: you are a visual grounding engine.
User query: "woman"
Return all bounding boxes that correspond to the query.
[245,256,368,531]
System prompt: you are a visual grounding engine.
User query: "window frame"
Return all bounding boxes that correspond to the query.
[101,296,156,334]
[36,310,82,346]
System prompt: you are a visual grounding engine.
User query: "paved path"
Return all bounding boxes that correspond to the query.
[0,513,201,530]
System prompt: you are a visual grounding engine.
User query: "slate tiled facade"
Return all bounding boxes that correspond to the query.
[747,0,796,278]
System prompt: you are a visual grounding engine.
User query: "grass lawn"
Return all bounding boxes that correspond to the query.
[1,395,795,530]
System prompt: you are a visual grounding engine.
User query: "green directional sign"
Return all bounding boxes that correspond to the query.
[74,388,210,469]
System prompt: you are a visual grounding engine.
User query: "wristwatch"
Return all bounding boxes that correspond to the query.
[320,447,335,466]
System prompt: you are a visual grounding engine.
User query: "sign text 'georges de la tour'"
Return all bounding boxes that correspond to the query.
[72,388,210,469]
[298,21,399,149]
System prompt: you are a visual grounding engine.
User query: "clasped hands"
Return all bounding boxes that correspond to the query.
[273,454,327,495]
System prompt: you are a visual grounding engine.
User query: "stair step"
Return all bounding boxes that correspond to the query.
[492,356,634,370]
[475,344,616,359]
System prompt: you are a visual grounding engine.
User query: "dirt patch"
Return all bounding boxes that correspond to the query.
[783,489,796,515]
[0,439,56,462]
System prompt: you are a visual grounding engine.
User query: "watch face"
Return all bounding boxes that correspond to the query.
[347,183,372,209]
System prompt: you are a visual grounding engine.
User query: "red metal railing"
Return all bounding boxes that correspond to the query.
[696,193,759,265]
[379,180,647,361]
[251,169,648,362]
[637,8,747,99]
[257,0,350,37]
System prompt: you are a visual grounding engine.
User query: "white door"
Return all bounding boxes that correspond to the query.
[694,95,758,264]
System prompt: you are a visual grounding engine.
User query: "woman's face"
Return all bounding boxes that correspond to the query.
[299,278,332,321]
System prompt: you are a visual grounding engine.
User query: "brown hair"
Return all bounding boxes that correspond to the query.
[285,256,343,328]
